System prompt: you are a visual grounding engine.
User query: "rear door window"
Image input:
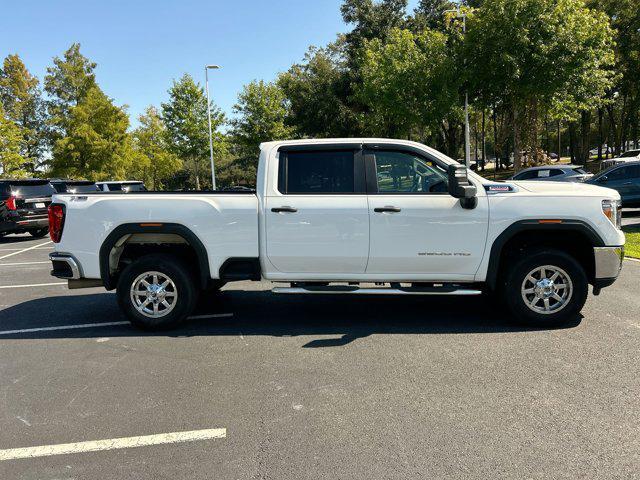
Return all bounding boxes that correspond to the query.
[279,150,356,194]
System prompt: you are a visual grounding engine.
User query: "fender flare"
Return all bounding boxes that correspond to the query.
[99,223,210,290]
[485,220,605,290]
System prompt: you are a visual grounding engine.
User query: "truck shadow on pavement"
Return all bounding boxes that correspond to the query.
[0,289,582,345]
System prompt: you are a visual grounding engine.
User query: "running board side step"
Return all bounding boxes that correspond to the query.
[272,286,482,296]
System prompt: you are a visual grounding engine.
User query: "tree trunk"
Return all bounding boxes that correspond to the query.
[557,120,561,160]
[597,108,603,161]
[578,110,591,166]
[493,107,499,173]
[569,122,576,163]
[513,106,522,171]
[481,109,486,171]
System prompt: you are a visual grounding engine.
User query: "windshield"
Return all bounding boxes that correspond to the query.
[68,183,99,193]
[122,182,146,192]
[619,150,640,158]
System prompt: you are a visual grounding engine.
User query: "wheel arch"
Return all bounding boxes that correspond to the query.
[485,220,605,291]
[99,223,210,290]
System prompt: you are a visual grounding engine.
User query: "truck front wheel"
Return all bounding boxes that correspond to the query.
[502,248,588,327]
[116,254,197,330]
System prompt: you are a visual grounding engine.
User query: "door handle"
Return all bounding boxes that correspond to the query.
[622,182,632,185]
[374,206,401,213]
[271,206,298,213]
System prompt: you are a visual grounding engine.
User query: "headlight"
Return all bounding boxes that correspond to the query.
[602,199,622,229]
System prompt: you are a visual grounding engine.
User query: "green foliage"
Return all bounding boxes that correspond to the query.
[231,80,294,158]
[161,74,225,189]
[359,27,460,137]
[0,54,47,171]
[278,46,355,137]
[51,86,131,180]
[44,43,97,133]
[466,0,615,116]
[0,105,27,177]
[129,106,182,190]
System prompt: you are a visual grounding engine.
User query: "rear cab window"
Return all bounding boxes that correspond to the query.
[278,150,357,194]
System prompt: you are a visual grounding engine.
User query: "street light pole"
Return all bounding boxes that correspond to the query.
[445,7,470,168]
[205,64,220,190]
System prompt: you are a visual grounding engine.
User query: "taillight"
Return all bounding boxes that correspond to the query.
[48,204,65,243]
[6,196,17,210]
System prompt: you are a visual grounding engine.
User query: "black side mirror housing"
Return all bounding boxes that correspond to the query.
[448,164,477,209]
[597,175,608,183]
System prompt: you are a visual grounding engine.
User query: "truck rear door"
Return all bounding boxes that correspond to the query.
[265,147,369,274]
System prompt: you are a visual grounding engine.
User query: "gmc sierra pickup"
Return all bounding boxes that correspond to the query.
[48,139,625,329]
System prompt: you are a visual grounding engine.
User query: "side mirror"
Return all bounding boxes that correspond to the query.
[448,164,477,209]
[597,175,608,183]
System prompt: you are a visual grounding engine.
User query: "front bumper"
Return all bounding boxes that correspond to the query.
[594,246,624,279]
[592,246,624,294]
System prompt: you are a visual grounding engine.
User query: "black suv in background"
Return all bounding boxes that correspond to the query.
[50,179,100,193]
[0,179,56,238]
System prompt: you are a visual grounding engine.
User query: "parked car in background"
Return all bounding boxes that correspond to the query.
[96,181,147,192]
[587,161,640,208]
[0,179,56,238]
[509,165,592,182]
[50,179,100,194]
[600,149,640,170]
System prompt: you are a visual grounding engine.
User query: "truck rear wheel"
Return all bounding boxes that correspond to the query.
[502,248,588,327]
[117,254,197,330]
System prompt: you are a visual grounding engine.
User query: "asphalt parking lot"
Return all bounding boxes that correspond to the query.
[1,232,639,479]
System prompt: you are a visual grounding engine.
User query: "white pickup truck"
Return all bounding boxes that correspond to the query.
[48,139,625,329]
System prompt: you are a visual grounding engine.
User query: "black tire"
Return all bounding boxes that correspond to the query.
[29,227,49,238]
[501,248,588,327]
[117,254,198,330]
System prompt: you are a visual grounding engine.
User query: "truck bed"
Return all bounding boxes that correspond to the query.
[52,191,259,280]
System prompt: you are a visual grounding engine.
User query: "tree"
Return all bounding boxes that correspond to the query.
[0,105,27,177]
[466,0,615,168]
[408,0,457,31]
[341,0,409,61]
[161,74,225,190]
[44,43,97,121]
[278,45,356,137]
[51,86,131,180]
[0,54,47,172]
[129,106,182,189]
[232,80,294,158]
[359,28,460,139]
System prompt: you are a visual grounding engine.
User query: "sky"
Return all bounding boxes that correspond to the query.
[1,0,419,128]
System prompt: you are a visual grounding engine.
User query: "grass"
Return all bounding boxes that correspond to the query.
[623,225,640,259]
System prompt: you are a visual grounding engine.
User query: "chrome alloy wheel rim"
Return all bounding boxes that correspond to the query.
[521,265,573,315]
[130,271,178,318]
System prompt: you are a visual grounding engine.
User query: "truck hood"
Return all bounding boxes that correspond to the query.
[509,180,620,199]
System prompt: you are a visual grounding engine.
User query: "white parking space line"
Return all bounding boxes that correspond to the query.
[0,322,130,336]
[0,282,66,289]
[0,261,50,267]
[0,241,52,261]
[0,314,234,335]
[0,427,226,461]
[188,313,234,320]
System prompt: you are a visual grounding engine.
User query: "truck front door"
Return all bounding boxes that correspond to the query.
[265,148,369,274]
[364,148,489,279]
